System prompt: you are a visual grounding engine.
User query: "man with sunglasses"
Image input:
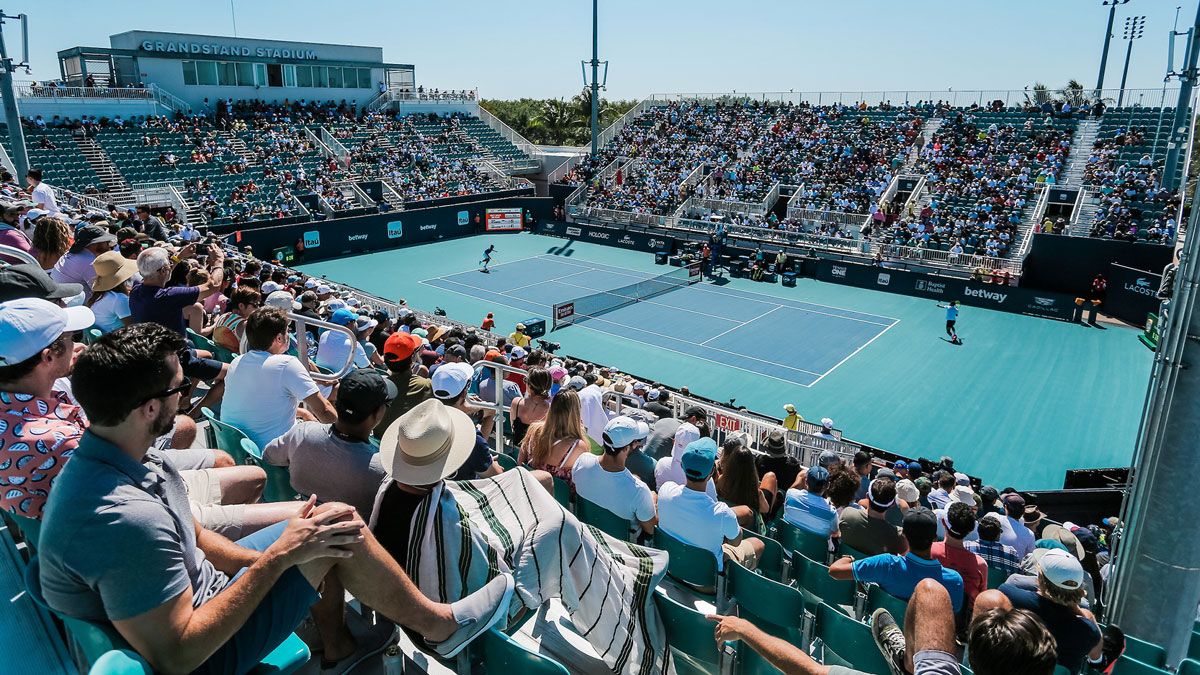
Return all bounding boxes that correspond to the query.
[38,322,514,674]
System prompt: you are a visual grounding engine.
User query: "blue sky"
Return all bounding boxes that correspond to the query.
[34,1,1192,100]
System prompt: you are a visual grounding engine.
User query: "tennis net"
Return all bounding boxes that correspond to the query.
[552,262,702,329]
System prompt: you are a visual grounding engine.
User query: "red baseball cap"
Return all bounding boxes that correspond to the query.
[384,331,423,362]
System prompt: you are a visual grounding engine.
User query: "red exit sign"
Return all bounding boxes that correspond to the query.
[713,413,741,432]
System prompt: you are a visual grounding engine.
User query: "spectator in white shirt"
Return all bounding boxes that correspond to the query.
[573,416,657,536]
[997,492,1036,560]
[316,308,369,372]
[222,307,336,450]
[26,168,59,215]
[88,251,137,333]
[783,465,838,538]
[657,437,763,573]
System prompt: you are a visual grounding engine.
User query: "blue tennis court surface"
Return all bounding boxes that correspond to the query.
[422,255,899,387]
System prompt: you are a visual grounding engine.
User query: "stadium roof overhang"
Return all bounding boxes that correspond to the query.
[57,46,413,71]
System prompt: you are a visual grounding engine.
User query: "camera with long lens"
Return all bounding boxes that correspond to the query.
[536,339,561,353]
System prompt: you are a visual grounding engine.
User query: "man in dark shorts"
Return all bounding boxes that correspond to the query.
[39,323,514,673]
[937,301,961,344]
[130,244,229,412]
[479,244,496,272]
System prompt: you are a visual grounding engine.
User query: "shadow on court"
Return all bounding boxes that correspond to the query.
[546,240,577,256]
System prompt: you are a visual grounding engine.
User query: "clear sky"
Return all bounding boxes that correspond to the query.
[31,0,1194,101]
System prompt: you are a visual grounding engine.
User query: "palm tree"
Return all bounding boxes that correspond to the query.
[535,99,582,146]
[1024,83,1051,107]
[1059,80,1087,106]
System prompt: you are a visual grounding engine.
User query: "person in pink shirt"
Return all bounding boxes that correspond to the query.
[932,501,988,613]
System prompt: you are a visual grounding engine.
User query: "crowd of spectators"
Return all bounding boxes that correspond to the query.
[1083,126,1180,242]
[0,158,1140,674]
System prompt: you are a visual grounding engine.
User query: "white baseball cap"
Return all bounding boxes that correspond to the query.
[316,284,332,295]
[304,278,318,289]
[821,417,834,429]
[323,299,346,312]
[1038,548,1085,590]
[261,280,283,294]
[264,290,300,311]
[509,346,528,360]
[346,298,360,308]
[0,298,94,365]
[431,362,474,399]
[646,388,661,401]
[603,416,650,449]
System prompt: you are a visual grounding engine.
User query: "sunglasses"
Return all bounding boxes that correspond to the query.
[138,376,193,407]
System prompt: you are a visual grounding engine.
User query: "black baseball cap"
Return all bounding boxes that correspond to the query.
[682,406,707,420]
[445,344,467,359]
[0,264,84,303]
[335,369,398,422]
[902,507,939,547]
[70,225,117,253]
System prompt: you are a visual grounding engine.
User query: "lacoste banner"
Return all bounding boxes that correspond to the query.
[1106,262,1163,326]
[538,221,675,254]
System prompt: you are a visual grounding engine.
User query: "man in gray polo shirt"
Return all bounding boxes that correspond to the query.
[39,323,514,674]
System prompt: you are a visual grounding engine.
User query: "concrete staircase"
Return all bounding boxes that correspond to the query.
[219,131,257,165]
[1070,196,1100,236]
[907,117,943,167]
[75,135,134,206]
[1061,118,1100,186]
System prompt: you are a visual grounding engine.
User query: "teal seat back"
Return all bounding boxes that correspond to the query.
[747,528,784,583]
[986,565,1009,589]
[575,496,634,541]
[654,590,723,675]
[793,552,854,609]
[1110,656,1171,675]
[865,584,909,625]
[83,328,103,345]
[737,641,779,675]
[551,475,571,508]
[770,519,829,564]
[494,452,518,472]
[1178,658,1200,675]
[654,528,718,594]
[7,511,41,550]
[1190,631,1200,661]
[241,439,302,503]
[24,556,129,667]
[203,407,252,464]
[816,602,893,675]
[481,627,568,675]
[726,561,805,641]
[840,543,872,561]
[1123,634,1167,669]
[186,328,218,353]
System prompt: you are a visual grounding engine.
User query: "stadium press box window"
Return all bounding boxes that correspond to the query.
[181,60,373,89]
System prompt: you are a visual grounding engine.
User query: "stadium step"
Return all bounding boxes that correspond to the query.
[75,134,134,206]
[1071,194,1101,236]
[219,131,257,165]
[1062,118,1100,187]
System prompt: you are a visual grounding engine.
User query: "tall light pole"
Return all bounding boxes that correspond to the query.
[0,11,30,182]
[1096,0,1133,100]
[1117,15,1147,106]
[581,0,607,158]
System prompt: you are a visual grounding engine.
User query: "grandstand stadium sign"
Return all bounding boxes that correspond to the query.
[140,40,319,60]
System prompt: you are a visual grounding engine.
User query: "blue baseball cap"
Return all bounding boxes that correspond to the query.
[330,308,358,326]
[806,466,830,491]
[681,437,718,481]
[893,460,908,470]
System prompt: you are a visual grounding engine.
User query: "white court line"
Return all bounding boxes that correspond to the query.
[700,306,784,345]
[806,319,902,387]
[424,274,824,380]
[417,253,568,285]
[505,269,594,295]
[553,280,743,325]
[537,255,897,326]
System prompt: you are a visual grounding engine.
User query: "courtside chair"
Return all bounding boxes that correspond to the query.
[815,602,892,675]
[25,556,311,674]
[769,518,830,566]
[241,438,304,503]
[575,495,634,541]
[480,627,569,675]
[652,528,724,605]
[202,407,254,465]
[654,589,731,675]
[725,560,810,650]
[864,584,909,625]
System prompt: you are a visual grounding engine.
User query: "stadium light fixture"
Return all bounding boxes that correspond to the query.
[1117,15,1147,106]
[1095,0,1133,100]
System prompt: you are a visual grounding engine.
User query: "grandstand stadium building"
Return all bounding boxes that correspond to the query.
[56,31,415,109]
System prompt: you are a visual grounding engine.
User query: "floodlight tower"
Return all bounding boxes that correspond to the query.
[1117,16,1147,106]
[1096,0,1132,100]
[582,0,608,158]
[0,11,30,181]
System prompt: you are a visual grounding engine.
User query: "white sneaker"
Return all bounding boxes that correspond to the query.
[428,573,516,659]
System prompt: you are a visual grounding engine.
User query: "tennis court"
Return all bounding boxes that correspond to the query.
[422,255,899,387]
[299,233,1153,489]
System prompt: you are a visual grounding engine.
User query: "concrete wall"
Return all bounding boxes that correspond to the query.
[16,97,163,120]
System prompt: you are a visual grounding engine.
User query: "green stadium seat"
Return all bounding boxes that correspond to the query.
[494,452,518,472]
[791,551,855,611]
[654,590,728,675]
[986,565,1010,590]
[815,602,892,675]
[575,495,634,541]
[1179,658,1200,675]
[653,527,721,597]
[840,543,872,561]
[1109,656,1171,675]
[748,528,785,583]
[865,584,909,625]
[769,519,829,565]
[1122,634,1167,669]
[725,560,808,649]
[88,650,152,675]
[242,438,303,503]
[6,511,41,550]
[202,407,254,465]
[480,627,568,675]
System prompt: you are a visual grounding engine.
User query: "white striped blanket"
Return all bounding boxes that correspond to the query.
[372,468,669,675]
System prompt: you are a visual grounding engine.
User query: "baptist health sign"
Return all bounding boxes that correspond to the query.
[141,40,319,60]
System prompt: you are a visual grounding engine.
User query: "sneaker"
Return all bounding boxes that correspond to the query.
[870,607,907,675]
[428,573,516,659]
[320,620,399,674]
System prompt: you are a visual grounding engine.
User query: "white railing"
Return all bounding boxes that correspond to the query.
[317,127,350,165]
[545,153,587,184]
[901,175,928,216]
[596,99,652,148]
[380,181,406,210]
[647,87,1179,109]
[785,183,808,213]
[58,187,109,213]
[20,84,153,100]
[303,126,336,159]
[1068,187,1094,237]
[397,89,478,102]
[568,204,671,228]
[787,207,870,231]
[364,90,391,112]
[571,155,631,207]
[1016,184,1051,258]
[0,137,16,176]
[869,241,1022,274]
[761,182,782,214]
[148,84,192,114]
[472,104,541,159]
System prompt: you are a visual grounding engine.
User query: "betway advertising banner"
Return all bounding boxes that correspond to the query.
[816,260,1076,321]
[540,220,675,254]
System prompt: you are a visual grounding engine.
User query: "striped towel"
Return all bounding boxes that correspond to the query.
[371,468,669,675]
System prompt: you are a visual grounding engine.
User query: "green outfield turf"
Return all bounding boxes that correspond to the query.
[299,232,1153,490]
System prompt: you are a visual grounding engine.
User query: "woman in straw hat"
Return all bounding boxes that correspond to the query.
[88,250,139,333]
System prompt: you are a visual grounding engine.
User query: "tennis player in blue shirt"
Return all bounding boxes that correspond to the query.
[937,300,961,344]
[479,245,497,272]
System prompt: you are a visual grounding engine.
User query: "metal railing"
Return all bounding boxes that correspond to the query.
[19,84,153,100]
[473,359,530,453]
[397,89,479,102]
[0,243,38,266]
[472,104,541,160]
[1016,185,1051,258]
[647,87,1179,109]
[304,126,336,160]
[317,127,351,165]
[785,207,870,231]
[545,152,587,184]
[148,84,192,114]
[596,99,651,148]
[289,314,359,383]
[1068,187,1095,237]
[868,241,1022,273]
